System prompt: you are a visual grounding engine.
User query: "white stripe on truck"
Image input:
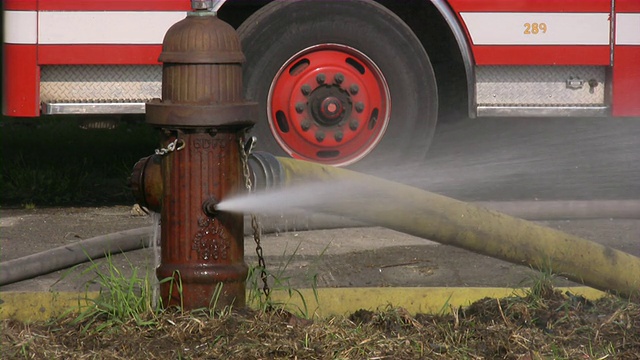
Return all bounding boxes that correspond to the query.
[460,12,610,45]
[4,11,38,44]
[38,11,187,44]
[616,13,640,45]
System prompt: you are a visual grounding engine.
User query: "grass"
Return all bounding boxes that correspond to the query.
[53,240,321,336]
[57,252,161,333]
[4,289,636,359]
[246,241,323,318]
[0,115,158,207]
[3,252,639,358]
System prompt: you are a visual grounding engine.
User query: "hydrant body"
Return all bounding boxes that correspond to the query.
[140,7,256,310]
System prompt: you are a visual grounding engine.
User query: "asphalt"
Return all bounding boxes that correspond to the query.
[2,205,637,321]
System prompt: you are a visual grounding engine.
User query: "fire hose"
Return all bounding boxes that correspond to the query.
[2,153,640,300]
[246,154,640,300]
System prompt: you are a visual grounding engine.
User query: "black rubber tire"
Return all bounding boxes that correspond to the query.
[238,0,438,168]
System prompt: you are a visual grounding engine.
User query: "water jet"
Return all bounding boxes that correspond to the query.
[243,152,640,300]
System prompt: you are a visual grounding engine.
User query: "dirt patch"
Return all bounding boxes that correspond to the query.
[2,287,639,359]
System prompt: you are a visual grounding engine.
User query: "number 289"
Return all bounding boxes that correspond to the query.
[524,22,547,34]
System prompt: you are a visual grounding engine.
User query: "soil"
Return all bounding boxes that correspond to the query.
[2,286,639,359]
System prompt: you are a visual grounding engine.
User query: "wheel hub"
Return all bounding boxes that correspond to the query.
[320,97,342,120]
[268,44,390,166]
[309,86,351,127]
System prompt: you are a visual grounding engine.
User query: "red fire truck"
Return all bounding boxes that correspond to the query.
[4,0,640,166]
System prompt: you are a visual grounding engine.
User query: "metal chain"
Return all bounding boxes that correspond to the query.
[155,138,185,156]
[251,212,270,298]
[239,135,271,299]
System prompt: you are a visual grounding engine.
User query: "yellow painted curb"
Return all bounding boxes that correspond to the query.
[1,287,606,322]
[268,287,606,317]
[0,291,99,322]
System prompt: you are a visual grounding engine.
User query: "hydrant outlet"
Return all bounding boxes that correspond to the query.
[129,155,162,213]
[202,197,220,218]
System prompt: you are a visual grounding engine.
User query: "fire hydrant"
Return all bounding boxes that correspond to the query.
[131,1,257,310]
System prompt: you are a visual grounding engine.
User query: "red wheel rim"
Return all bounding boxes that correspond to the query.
[268,44,391,166]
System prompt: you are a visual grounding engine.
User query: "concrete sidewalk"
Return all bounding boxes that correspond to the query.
[1,206,637,320]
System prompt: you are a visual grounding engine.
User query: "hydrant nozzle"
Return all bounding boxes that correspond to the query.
[202,197,220,218]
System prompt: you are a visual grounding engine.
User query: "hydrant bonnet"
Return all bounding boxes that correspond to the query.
[158,14,245,65]
[146,11,257,128]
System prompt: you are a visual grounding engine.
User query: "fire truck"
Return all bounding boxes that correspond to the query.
[4,0,640,166]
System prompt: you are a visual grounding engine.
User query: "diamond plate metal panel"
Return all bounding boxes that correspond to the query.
[476,66,605,106]
[40,65,161,103]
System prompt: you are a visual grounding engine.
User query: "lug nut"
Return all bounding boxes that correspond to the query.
[316,73,326,84]
[301,84,312,96]
[334,131,344,142]
[315,130,325,142]
[349,84,359,95]
[295,102,306,114]
[349,119,359,131]
[301,119,311,131]
[355,102,365,113]
[334,73,344,84]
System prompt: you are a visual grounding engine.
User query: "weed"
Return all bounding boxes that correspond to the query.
[159,269,185,313]
[527,267,556,303]
[437,294,454,316]
[70,252,159,332]
[22,202,36,210]
[246,241,323,318]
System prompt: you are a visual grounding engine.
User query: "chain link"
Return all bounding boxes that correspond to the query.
[251,213,270,298]
[155,138,185,156]
[240,136,255,192]
[239,135,270,299]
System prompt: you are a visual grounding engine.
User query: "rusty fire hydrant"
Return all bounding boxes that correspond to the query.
[130,1,257,310]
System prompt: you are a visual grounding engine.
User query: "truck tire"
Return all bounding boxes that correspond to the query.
[238,0,437,167]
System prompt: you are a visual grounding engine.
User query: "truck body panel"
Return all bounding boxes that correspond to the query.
[3,0,639,117]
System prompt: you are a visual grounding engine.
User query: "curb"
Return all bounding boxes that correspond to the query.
[1,287,605,322]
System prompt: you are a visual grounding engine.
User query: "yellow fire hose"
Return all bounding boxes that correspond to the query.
[260,156,640,300]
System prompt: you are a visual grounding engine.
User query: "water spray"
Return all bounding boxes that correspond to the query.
[131,149,640,300]
[246,153,640,300]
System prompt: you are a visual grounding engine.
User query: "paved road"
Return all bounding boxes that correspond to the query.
[373,116,640,202]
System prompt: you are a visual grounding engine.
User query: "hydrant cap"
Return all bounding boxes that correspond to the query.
[159,15,245,64]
